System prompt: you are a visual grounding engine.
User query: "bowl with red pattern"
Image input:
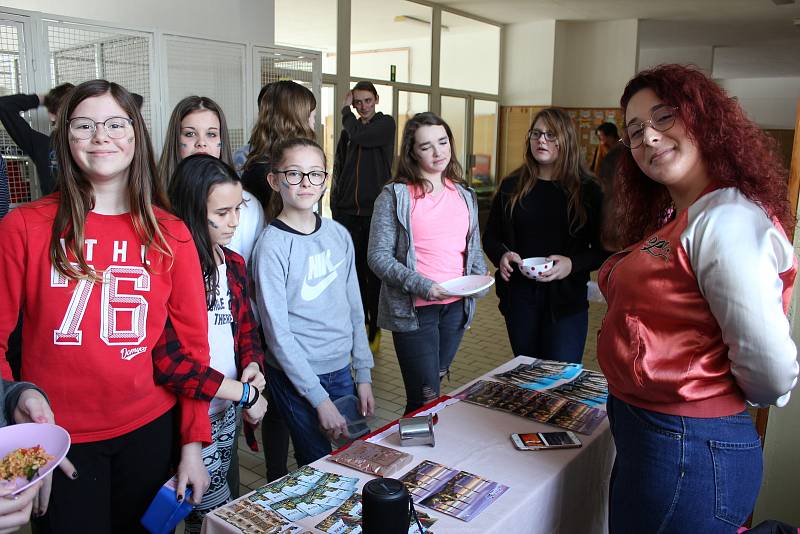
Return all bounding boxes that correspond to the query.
[519,257,554,280]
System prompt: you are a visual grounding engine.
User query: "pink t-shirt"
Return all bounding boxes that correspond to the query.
[409,180,469,307]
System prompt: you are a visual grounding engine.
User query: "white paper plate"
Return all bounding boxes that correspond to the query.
[439,275,495,297]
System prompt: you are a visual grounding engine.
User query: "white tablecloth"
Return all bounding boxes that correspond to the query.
[203,356,614,534]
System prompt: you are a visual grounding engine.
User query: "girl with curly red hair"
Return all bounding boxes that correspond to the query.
[598,64,798,532]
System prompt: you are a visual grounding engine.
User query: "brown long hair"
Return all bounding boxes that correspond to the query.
[604,64,793,249]
[393,112,464,195]
[505,107,590,234]
[243,81,316,209]
[158,96,234,188]
[50,79,171,281]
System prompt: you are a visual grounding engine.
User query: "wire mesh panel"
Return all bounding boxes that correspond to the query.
[0,19,37,204]
[163,36,246,151]
[46,21,153,127]
[254,47,317,93]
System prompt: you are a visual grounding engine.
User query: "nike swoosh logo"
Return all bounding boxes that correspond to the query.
[301,259,345,301]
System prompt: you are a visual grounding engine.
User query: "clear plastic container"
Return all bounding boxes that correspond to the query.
[332,394,369,445]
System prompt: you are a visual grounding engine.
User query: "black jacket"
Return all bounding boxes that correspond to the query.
[0,93,56,196]
[482,172,609,320]
[331,108,395,217]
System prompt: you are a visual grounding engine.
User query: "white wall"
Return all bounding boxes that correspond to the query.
[0,0,274,44]
[718,77,800,130]
[501,20,555,106]
[552,19,638,108]
[638,46,714,74]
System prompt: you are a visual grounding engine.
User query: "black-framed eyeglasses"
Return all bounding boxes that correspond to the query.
[68,116,134,140]
[621,105,678,149]
[275,169,328,186]
[528,129,557,142]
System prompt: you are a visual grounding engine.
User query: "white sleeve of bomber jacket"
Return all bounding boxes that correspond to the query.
[682,188,798,407]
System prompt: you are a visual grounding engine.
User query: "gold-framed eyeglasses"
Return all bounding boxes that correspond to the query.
[621,106,678,149]
[68,117,134,140]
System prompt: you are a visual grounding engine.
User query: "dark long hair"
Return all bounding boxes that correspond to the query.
[50,79,170,282]
[605,64,793,249]
[505,107,590,234]
[169,154,241,308]
[158,96,234,188]
[393,112,464,195]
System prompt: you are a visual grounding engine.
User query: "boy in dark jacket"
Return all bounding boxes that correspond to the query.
[331,81,396,351]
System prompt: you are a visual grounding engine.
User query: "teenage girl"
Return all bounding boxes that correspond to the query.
[241,81,316,219]
[367,112,488,415]
[159,96,264,261]
[482,107,607,363]
[252,138,375,466]
[0,80,211,533]
[167,154,268,532]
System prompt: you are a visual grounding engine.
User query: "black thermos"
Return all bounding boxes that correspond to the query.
[362,478,411,534]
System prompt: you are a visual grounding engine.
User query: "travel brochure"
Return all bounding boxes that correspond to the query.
[212,499,303,534]
[456,379,606,435]
[315,493,437,534]
[493,359,609,407]
[398,460,508,522]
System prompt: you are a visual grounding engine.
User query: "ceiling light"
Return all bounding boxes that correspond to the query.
[772,0,795,5]
[394,15,449,31]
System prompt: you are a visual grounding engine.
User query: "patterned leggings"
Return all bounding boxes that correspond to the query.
[184,403,238,533]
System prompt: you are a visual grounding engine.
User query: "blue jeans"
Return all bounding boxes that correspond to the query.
[504,279,588,363]
[267,365,358,467]
[392,302,466,414]
[607,395,763,533]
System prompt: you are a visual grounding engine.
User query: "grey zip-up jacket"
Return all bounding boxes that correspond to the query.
[1,379,45,427]
[367,182,489,332]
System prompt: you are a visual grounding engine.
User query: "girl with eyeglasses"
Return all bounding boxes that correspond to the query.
[483,107,607,363]
[0,80,213,532]
[598,64,797,532]
[252,138,374,467]
[159,96,265,263]
[368,112,489,415]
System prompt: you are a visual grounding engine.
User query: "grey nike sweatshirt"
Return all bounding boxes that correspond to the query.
[252,217,373,408]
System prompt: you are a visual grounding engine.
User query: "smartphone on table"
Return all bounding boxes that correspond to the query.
[510,431,582,451]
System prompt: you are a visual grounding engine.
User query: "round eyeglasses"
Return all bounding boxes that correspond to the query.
[529,129,557,142]
[621,106,678,149]
[68,117,134,140]
[275,169,328,186]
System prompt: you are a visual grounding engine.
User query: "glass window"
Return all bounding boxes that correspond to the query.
[471,100,498,195]
[440,95,466,171]
[275,0,337,75]
[440,12,500,94]
[351,0,431,85]
[397,91,429,156]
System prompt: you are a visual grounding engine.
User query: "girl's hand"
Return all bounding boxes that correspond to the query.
[316,398,348,440]
[537,255,573,282]
[427,284,450,301]
[357,383,375,417]
[176,442,209,505]
[499,251,522,281]
[244,395,267,425]
[13,389,78,515]
[240,363,266,392]
[0,480,42,533]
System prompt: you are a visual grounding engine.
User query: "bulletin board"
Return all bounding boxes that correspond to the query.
[564,108,624,167]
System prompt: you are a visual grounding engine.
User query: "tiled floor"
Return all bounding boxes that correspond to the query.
[234,289,607,497]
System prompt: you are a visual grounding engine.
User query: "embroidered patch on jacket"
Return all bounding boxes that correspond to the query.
[641,235,671,262]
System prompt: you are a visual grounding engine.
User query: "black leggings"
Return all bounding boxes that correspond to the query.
[34,409,175,534]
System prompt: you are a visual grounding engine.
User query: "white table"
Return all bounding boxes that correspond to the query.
[202,356,614,534]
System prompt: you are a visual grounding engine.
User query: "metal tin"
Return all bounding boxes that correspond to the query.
[398,414,435,447]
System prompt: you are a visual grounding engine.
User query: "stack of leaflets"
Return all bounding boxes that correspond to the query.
[494,359,585,390]
[398,460,508,522]
[328,440,414,477]
[213,500,302,534]
[246,466,359,522]
[548,370,608,407]
[456,380,606,435]
[315,493,437,534]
